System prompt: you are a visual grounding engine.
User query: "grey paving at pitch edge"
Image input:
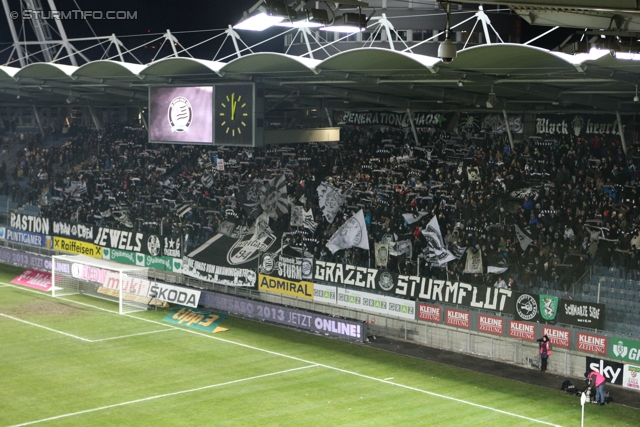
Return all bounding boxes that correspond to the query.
[367,336,640,410]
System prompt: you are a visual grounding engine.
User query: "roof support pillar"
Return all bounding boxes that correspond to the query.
[407,108,420,146]
[32,105,44,138]
[88,104,101,131]
[502,109,514,150]
[616,111,627,154]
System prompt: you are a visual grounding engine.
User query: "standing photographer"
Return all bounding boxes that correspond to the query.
[537,335,552,372]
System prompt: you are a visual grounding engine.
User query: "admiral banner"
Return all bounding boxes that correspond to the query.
[182,257,257,287]
[577,332,607,355]
[586,357,624,386]
[259,252,313,281]
[609,337,640,364]
[258,274,314,300]
[478,314,504,335]
[337,287,415,320]
[313,283,337,304]
[509,320,536,341]
[534,113,628,137]
[417,303,442,323]
[53,237,102,258]
[339,110,452,128]
[557,299,605,329]
[3,228,52,248]
[201,291,365,342]
[445,309,470,329]
[542,325,570,348]
[9,213,50,234]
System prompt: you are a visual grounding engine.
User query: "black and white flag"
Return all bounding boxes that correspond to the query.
[317,181,349,224]
[176,203,193,218]
[326,209,369,254]
[374,242,389,267]
[402,211,428,225]
[463,247,483,274]
[514,224,533,250]
[303,209,318,234]
[290,206,305,227]
[389,239,413,259]
[467,166,481,182]
[259,174,288,219]
[421,216,455,267]
[451,244,467,259]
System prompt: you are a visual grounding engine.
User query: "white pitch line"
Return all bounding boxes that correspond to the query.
[0,313,91,342]
[123,314,562,427]
[90,329,176,343]
[3,281,561,427]
[9,364,318,427]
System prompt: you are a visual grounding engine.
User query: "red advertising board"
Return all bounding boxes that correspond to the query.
[417,303,442,323]
[577,332,607,355]
[446,309,470,329]
[542,326,570,348]
[509,320,536,341]
[478,314,504,335]
[11,269,53,291]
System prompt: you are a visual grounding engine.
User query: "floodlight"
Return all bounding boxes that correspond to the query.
[321,12,368,32]
[278,8,329,28]
[234,0,295,31]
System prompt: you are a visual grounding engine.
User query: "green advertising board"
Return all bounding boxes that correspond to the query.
[163,306,227,333]
[609,337,640,363]
[102,247,182,273]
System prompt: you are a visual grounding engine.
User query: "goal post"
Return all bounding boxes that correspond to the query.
[52,254,152,314]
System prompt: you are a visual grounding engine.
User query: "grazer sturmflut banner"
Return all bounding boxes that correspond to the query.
[313,260,517,315]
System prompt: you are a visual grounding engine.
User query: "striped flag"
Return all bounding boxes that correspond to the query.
[303,209,317,234]
[176,203,192,218]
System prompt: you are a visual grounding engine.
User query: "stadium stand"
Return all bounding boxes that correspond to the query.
[1,121,639,335]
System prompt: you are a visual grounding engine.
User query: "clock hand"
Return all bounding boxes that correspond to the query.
[231,93,237,120]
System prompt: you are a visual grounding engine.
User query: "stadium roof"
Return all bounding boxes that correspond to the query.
[3,41,640,114]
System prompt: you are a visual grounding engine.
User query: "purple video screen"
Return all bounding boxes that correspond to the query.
[149,86,213,144]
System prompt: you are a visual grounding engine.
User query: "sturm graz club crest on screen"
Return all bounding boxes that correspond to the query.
[168,96,192,133]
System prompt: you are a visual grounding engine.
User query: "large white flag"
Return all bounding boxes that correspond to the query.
[421,216,455,266]
[514,224,533,250]
[326,209,370,254]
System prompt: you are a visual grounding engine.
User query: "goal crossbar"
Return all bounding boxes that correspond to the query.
[52,254,152,314]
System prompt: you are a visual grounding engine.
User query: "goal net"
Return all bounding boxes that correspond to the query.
[51,254,152,314]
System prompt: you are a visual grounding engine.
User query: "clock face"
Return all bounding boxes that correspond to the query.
[215,84,254,146]
[219,92,248,137]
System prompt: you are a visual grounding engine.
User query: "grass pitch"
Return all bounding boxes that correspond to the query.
[0,265,638,427]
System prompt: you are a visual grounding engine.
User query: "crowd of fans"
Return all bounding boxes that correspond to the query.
[1,120,639,296]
